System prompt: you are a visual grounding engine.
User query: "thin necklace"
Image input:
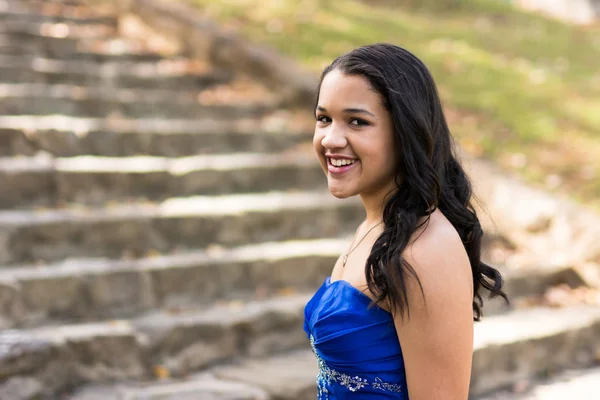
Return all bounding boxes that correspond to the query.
[343,220,383,267]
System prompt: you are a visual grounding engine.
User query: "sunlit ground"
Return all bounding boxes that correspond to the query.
[187,0,600,210]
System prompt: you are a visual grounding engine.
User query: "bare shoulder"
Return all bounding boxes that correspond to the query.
[402,209,474,312]
[394,211,475,399]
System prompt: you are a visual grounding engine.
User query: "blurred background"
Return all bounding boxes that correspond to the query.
[0,0,598,399]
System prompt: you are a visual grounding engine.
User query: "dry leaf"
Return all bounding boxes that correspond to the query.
[146,249,161,258]
[227,300,245,310]
[153,365,170,380]
[165,305,184,315]
[277,287,297,297]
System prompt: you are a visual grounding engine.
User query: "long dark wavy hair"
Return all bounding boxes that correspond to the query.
[316,43,507,321]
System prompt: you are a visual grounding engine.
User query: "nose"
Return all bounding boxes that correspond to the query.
[321,124,348,150]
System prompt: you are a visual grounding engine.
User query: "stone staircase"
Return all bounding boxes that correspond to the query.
[0,0,599,399]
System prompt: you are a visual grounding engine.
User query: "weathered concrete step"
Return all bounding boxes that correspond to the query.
[42,49,167,63]
[20,0,87,4]
[0,321,145,397]
[3,120,303,157]
[0,33,166,61]
[0,32,78,57]
[0,19,117,40]
[474,366,600,399]
[0,190,363,263]
[0,83,275,119]
[19,0,98,6]
[0,9,117,26]
[0,115,311,157]
[0,238,346,328]
[69,350,318,400]
[0,35,157,61]
[0,30,118,56]
[471,305,600,396]
[0,293,312,398]
[68,377,274,400]
[0,226,581,328]
[15,0,116,19]
[0,54,232,89]
[135,294,311,375]
[480,263,594,316]
[0,152,323,208]
[24,305,600,400]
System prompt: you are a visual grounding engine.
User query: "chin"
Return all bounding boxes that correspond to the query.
[327,184,356,199]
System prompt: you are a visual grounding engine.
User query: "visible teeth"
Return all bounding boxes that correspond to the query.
[331,158,356,167]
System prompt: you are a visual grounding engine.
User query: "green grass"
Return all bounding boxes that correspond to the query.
[188,0,600,209]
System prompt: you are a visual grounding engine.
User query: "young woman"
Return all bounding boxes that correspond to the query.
[303,43,507,399]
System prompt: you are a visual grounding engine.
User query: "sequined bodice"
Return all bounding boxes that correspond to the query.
[304,277,409,399]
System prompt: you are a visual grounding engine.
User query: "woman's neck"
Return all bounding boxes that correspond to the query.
[360,183,398,225]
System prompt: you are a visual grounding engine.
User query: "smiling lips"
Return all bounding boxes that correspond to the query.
[327,155,359,174]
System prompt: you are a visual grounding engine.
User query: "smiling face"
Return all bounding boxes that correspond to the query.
[313,69,399,201]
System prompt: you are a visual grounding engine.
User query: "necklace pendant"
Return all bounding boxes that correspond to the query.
[342,255,348,267]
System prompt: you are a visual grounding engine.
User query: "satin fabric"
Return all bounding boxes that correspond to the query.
[304,277,409,399]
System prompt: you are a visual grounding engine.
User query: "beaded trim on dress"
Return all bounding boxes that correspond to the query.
[309,335,403,398]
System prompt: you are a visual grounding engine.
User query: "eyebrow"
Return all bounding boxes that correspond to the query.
[316,106,376,118]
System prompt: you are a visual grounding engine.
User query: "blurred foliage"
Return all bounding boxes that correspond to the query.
[190,0,600,209]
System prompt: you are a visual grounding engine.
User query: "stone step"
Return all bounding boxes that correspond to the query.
[0,230,565,329]
[0,293,313,397]
[0,83,275,119]
[0,9,117,26]
[0,45,176,64]
[0,29,125,54]
[0,32,79,57]
[19,0,94,6]
[69,350,318,400]
[0,238,346,328]
[27,305,600,399]
[69,377,275,400]
[474,366,600,399]
[0,54,232,89]
[471,305,600,396]
[0,19,117,40]
[0,190,363,264]
[0,115,311,157]
[0,33,166,61]
[13,0,116,20]
[478,263,594,317]
[0,152,324,208]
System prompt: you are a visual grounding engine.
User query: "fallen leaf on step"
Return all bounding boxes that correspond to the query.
[277,287,297,297]
[153,365,170,380]
[165,305,185,315]
[146,249,161,258]
[227,300,245,310]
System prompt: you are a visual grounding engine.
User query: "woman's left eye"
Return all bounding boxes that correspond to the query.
[350,118,369,126]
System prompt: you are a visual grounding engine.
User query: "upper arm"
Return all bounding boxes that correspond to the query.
[393,222,474,400]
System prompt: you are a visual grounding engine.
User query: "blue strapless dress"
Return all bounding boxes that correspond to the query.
[304,277,409,399]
